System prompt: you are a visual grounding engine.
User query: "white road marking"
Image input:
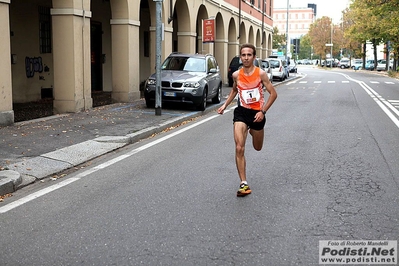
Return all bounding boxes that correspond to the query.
[0,110,229,213]
[0,178,79,214]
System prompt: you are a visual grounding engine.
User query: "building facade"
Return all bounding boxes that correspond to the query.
[0,0,274,126]
[273,6,314,49]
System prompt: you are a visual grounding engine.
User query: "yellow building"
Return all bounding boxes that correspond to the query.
[0,0,274,126]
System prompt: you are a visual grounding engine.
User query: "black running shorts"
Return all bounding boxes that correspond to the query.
[233,105,266,130]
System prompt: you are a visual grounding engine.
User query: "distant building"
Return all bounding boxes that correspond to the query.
[273,6,315,55]
[273,7,315,39]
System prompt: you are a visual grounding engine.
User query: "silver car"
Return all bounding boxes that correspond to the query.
[268,58,287,81]
[144,53,222,111]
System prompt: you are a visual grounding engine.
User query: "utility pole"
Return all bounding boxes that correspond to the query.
[154,0,163,116]
[331,21,333,69]
[285,0,289,62]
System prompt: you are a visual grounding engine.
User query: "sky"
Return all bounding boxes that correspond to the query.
[274,0,351,23]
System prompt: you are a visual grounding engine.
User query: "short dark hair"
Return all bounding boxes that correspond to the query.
[240,43,256,56]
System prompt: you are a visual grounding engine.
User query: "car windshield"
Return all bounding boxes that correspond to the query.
[161,56,206,72]
[262,61,270,68]
[269,60,280,67]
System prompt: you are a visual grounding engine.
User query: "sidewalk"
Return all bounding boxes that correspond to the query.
[0,96,225,196]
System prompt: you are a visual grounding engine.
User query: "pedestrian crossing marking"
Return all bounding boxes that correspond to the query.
[386,82,395,84]
[388,100,399,108]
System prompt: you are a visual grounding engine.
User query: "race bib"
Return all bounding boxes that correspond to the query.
[242,89,260,104]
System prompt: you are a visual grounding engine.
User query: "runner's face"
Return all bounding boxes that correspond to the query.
[240,47,254,67]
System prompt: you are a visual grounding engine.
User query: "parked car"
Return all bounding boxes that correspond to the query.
[261,59,273,82]
[376,59,391,71]
[338,58,350,69]
[365,59,375,70]
[288,61,297,73]
[351,59,363,70]
[227,55,240,86]
[144,52,222,111]
[268,58,287,81]
[322,59,337,67]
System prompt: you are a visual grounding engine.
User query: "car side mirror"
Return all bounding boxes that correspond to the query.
[209,68,218,73]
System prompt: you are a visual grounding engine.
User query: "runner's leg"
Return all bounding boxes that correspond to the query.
[234,121,248,182]
[249,128,264,151]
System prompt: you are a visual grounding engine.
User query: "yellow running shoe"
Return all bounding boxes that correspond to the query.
[237,183,252,197]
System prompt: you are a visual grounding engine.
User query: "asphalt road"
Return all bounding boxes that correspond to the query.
[1,66,398,265]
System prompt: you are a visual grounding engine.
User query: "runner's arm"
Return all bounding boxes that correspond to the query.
[260,69,277,114]
[218,71,239,114]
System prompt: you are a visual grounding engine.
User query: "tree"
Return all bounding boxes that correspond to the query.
[308,17,337,60]
[272,26,286,51]
[297,34,318,60]
[340,8,363,60]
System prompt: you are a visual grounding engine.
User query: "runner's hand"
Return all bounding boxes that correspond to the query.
[253,111,264,122]
[218,105,225,114]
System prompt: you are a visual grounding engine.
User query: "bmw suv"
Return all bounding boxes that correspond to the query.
[144,53,222,111]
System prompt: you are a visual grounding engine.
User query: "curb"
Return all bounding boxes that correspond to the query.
[0,170,22,196]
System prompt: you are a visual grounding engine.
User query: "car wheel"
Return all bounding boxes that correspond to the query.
[212,85,222,104]
[197,88,207,111]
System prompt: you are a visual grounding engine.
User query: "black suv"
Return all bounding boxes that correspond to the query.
[227,56,240,87]
[227,56,264,86]
[144,53,222,111]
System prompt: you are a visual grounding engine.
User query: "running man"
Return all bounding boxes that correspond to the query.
[218,43,277,197]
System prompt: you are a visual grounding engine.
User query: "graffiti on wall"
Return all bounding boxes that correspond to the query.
[25,56,43,78]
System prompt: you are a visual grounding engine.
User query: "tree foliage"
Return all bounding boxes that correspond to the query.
[345,0,399,69]
[308,17,336,59]
[272,26,286,50]
[305,0,399,69]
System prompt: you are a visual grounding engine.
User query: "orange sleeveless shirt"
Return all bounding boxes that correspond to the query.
[237,67,264,110]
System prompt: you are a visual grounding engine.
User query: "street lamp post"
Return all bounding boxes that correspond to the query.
[154,0,163,116]
[330,22,333,69]
[285,0,289,62]
[325,22,333,69]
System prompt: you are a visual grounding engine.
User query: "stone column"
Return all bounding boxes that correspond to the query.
[177,32,197,54]
[0,0,13,126]
[51,7,92,113]
[215,39,228,84]
[110,19,141,102]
